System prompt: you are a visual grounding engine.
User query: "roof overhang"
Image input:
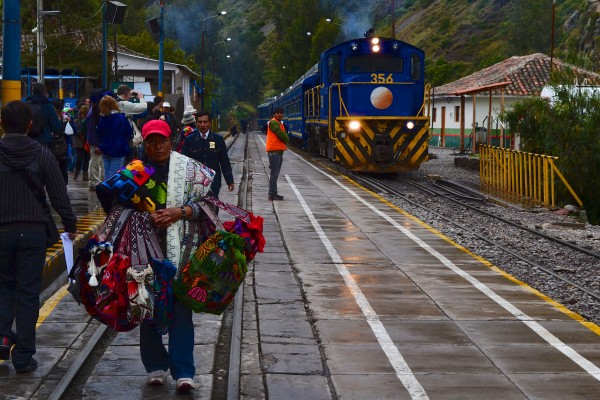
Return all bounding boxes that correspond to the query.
[449,81,512,96]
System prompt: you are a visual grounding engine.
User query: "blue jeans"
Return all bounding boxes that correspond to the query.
[139,299,195,380]
[268,152,284,196]
[102,156,125,180]
[0,228,46,369]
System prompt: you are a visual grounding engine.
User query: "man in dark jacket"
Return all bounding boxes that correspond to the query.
[0,101,77,373]
[26,83,62,147]
[180,111,234,198]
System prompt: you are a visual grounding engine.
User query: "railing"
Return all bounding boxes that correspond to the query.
[304,84,323,117]
[421,83,432,117]
[479,145,582,207]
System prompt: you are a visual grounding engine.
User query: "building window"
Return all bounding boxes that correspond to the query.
[432,107,437,123]
[454,105,460,122]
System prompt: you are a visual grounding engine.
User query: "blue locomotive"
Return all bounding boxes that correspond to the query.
[257,35,431,173]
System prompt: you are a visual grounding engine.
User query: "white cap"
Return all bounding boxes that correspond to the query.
[162,102,171,108]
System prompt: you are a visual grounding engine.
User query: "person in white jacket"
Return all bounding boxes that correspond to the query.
[116,84,147,116]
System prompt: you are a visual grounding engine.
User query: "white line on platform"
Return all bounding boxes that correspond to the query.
[286,176,429,400]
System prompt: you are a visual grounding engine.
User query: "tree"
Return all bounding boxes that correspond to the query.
[503,86,600,223]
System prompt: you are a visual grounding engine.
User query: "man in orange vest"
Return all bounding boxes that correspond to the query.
[266,108,289,201]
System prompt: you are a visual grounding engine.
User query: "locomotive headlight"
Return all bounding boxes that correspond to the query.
[372,45,380,53]
[371,37,380,45]
[392,43,399,51]
[351,42,358,51]
[406,121,415,130]
[349,120,361,131]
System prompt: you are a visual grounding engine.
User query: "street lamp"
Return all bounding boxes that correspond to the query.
[35,1,61,85]
[211,37,232,82]
[201,10,227,111]
[325,18,343,27]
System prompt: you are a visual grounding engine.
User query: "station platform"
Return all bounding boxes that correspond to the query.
[1,131,599,399]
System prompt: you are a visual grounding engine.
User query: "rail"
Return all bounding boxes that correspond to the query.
[479,145,583,207]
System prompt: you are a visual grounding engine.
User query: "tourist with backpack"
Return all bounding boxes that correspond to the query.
[26,83,62,149]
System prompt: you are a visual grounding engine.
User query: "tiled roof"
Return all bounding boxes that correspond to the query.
[435,53,600,96]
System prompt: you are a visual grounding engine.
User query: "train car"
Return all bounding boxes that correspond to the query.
[259,35,431,173]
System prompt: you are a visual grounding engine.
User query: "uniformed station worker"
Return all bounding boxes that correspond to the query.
[180,111,234,198]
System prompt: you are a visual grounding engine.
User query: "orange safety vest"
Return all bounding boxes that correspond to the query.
[266,118,287,152]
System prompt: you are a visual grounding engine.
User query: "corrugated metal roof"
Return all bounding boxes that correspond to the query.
[435,53,600,96]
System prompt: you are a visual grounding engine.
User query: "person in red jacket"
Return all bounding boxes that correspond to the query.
[265,108,289,201]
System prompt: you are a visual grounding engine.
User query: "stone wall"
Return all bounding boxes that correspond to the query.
[453,156,480,171]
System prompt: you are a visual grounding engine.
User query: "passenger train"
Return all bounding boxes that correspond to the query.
[257,34,431,173]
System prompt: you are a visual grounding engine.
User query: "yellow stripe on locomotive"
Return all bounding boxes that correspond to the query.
[333,116,430,173]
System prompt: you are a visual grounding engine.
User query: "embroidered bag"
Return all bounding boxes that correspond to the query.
[174,230,247,315]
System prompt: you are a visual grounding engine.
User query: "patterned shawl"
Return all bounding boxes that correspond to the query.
[100,152,215,269]
[166,151,215,268]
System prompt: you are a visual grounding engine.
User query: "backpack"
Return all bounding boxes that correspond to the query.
[27,102,45,137]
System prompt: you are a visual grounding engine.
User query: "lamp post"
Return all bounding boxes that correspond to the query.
[158,0,164,97]
[201,10,226,111]
[35,0,61,85]
[211,37,232,82]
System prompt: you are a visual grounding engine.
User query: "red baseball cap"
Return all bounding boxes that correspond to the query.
[142,119,171,139]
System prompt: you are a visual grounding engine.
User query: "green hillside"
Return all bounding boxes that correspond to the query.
[9,0,599,114]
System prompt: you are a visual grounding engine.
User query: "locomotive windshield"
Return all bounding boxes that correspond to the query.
[345,56,403,73]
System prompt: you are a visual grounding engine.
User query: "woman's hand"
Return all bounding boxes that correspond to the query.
[150,207,182,229]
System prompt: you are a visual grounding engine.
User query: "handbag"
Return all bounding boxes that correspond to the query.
[132,123,143,147]
[174,230,247,315]
[64,121,74,135]
[50,132,68,159]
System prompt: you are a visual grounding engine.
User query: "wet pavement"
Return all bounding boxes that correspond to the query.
[2,131,600,399]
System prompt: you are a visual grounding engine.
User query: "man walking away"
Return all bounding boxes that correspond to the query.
[266,108,289,201]
[0,101,77,373]
[26,83,62,148]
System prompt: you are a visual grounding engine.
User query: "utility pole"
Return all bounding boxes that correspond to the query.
[550,0,556,74]
[158,0,164,97]
[391,0,396,39]
[37,0,44,83]
[2,0,21,102]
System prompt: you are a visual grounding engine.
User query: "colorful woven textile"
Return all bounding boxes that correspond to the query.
[99,159,166,213]
[174,231,247,315]
[71,208,178,332]
[222,213,265,263]
[149,258,177,334]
